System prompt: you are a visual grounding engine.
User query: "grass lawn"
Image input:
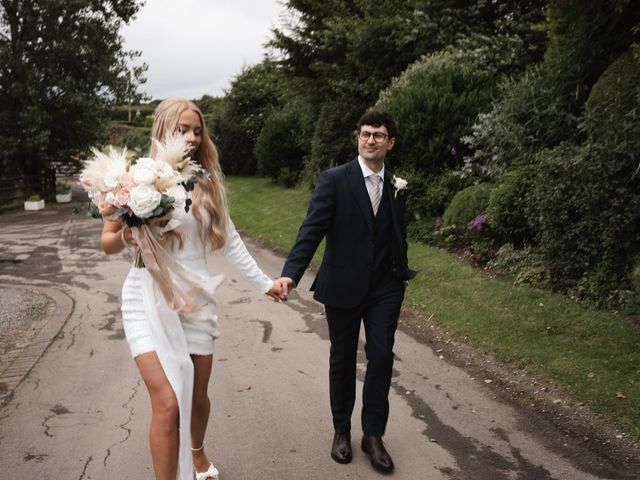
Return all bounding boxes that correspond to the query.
[226,175,640,439]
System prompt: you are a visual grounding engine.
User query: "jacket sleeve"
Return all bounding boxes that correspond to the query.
[281,170,335,285]
[224,218,273,293]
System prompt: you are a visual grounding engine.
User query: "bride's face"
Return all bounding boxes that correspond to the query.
[176,109,202,155]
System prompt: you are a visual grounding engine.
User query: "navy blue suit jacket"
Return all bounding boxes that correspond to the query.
[281,158,416,309]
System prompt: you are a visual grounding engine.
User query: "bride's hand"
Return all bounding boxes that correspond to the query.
[98,194,118,218]
[266,279,287,303]
[121,226,138,248]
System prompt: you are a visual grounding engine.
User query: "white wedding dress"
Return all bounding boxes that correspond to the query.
[120,204,273,480]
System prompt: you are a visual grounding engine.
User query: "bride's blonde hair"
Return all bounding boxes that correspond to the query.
[150,98,228,250]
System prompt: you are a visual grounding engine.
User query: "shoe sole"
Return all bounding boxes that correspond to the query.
[331,452,353,464]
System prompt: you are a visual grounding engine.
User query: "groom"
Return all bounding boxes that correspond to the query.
[278,110,415,474]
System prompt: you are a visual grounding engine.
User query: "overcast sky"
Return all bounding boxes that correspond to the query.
[120,0,287,101]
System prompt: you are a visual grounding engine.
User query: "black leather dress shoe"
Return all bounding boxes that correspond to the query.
[331,431,352,464]
[361,435,394,473]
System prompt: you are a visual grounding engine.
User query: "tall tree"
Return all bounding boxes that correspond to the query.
[268,0,546,179]
[0,0,144,178]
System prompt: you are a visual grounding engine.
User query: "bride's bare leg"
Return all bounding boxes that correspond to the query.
[135,352,179,480]
[191,354,214,473]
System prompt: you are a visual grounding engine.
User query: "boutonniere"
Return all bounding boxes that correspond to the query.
[391,175,408,198]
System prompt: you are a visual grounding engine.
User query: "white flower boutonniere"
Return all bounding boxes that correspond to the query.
[391,175,408,198]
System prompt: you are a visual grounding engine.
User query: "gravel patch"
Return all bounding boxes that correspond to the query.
[0,285,54,356]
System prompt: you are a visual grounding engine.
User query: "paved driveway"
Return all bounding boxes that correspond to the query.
[0,198,633,480]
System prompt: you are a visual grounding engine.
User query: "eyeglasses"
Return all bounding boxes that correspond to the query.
[358,131,389,143]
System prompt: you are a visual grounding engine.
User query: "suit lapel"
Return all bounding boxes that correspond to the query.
[385,170,398,223]
[346,158,374,231]
[385,170,404,254]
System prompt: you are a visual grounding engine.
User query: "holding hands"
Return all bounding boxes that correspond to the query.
[265,277,296,303]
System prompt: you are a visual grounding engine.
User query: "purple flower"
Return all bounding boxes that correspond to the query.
[450,146,457,157]
[467,213,488,231]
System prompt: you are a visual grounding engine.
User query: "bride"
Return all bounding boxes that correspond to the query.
[99,97,285,480]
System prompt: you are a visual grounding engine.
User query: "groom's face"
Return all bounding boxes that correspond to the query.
[357,124,395,165]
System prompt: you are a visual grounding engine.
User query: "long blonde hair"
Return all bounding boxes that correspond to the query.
[150,98,228,250]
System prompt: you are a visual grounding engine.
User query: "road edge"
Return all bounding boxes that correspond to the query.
[0,284,74,407]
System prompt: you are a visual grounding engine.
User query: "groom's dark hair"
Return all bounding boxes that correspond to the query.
[357,110,397,139]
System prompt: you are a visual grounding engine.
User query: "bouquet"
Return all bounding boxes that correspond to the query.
[80,134,206,227]
[80,135,221,313]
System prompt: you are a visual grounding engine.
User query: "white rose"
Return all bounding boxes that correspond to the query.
[128,184,162,218]
[391,175,408,198]
[165,185,187,209]
[104,166,126,189]
[130,164,156,185]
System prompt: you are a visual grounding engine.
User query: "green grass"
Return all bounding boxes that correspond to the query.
[226,175,640,438]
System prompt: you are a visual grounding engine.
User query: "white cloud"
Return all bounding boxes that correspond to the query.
[120,0,286,100]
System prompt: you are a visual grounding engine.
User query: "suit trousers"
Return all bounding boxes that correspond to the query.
[324,277,405,437]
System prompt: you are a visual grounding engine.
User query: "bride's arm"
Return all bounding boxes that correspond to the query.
[99,196,136,254]
[223,218,275,294]
[100,220,127,254]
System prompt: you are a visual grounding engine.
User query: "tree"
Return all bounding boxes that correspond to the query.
[113,50,150,123]
[268,0,547,180]
[211,60,285,175]
[0,0,144,179]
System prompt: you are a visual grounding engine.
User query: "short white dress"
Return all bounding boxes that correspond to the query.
[119,204,273,480]
[121,205,273,357]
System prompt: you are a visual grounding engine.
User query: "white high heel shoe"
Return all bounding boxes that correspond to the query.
[192,441,219,480]
[195,463,219,480]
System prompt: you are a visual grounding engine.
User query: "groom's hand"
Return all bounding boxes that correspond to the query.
[278,277,295,300]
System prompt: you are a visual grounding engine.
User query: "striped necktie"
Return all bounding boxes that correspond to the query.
[367,174,382,216]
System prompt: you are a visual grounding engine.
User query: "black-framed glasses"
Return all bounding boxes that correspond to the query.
[358,131,389,143]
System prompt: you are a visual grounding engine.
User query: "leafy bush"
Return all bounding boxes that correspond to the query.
[459,65,577,181]
[441,183,495,260]
[486,167,536,246]
[526,46,640,308]
[55,181,70,194]
[255,99,313,187]
[376,49,497,179]
[442,183,492,229]
[303,96,366,185]
[121,127,151,155]
[212,61,284,175]
[529,142,640,307]
[488,243,548,288]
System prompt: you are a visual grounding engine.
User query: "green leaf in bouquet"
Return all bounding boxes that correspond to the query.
[88,203,101,218]
[152,205,165,217]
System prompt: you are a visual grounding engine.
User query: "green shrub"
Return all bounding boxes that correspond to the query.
[121,127,151,155]
[304,97,366,185]
[255,99,313,187]
[391,169,468,226]
[581,46,640,144]
[488,243,548,288]
[442,183,492,229]
[486,167,536,246]
[529,142,640,308]
[376,49,496,179]
[212,61,285,175]
[441,183,495,261]
[56,181,71,194]
[525,47,640,308]
[459,65,577,180]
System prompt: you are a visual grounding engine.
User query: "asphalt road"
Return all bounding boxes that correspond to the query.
[0,198,635,480]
